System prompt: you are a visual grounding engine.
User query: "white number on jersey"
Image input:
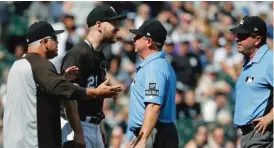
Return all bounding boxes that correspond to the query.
[87,75,98,88]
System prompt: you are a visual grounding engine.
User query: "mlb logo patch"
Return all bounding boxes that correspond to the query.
[245,76,254,83]
[240,20,244,25]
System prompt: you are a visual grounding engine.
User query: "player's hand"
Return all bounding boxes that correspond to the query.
[133,132,146,148]
[96,78,122,98]
[73,133,86,148]
[64,66,79,81]
[253,115,273,134]
[133,139,146,148]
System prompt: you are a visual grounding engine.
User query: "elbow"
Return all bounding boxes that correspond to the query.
[147,103,161,114]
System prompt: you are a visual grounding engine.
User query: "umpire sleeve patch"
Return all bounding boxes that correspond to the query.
[145,83,159,96]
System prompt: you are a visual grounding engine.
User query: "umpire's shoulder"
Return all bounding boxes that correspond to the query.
[148,58,169,73]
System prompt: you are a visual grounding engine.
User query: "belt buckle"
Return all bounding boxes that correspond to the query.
[88,116,101,124]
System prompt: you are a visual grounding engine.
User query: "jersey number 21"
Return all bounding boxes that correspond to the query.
[87,75,98,88]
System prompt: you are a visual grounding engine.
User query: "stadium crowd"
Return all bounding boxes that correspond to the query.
[0,1,273,148]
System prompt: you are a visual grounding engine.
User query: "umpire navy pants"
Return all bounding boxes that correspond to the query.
[239,124,273,148]
[134,122,179,148]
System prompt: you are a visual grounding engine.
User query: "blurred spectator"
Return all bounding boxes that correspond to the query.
[208,127,225,148]
[135,3,151,28]
[157,10,178,34]
[109,126,126,148]
[177,89,201,120]
[185,125,209,148]
[108,54,132,90]
[220,1,237,24]
[28,2,54,25]
[169,1,183,15]
[171,48,192,89]
[215,92,233,125]
[163,36,175,63]
[213,40,243,68]
[118,12,136,41]
[50,2,65,21]
[190,37,210,70]
[50,14,81,73]
[175,38,202,88]
[0,2,9,43]
[62,1,98,26]
[196,64,231,101]
[5,35,28,59]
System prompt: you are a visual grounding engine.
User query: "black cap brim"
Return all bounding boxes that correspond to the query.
[107,14,127,21]
[129,29,146,37]
[230,26,250,34]
[52,30,65,35]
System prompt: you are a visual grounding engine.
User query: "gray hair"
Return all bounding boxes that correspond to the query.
[152,41,164,51]
[28,39,42,47]
[144,37,164,51]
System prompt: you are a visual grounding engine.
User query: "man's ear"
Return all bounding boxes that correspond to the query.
[96,21,102,32]
[254,36,262,46]
[147,38,153,49]
[44,38,48,44]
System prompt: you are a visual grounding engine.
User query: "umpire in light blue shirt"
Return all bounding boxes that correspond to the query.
[126,20,179,148]
[230,16,273,148]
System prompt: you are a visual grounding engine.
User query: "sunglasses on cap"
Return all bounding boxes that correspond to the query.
[236,33,258,41]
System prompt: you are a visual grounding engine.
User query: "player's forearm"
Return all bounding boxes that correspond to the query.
[72,87,100,100]
[138,103,161,142]
[63,100,83,134]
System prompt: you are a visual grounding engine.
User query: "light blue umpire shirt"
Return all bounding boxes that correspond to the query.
[234,44,273,126]
[126,51,177,140]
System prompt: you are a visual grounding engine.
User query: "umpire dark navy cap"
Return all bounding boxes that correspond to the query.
[129,20,167,43]
[27,21,64,44]
[87,5,127,28]
[230,16,267,36]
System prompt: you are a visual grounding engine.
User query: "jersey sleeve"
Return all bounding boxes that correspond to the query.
[143,65,167,105]
[32,59,86,100]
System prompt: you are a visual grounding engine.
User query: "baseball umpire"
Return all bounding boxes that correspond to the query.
[230,16,273,148]
[126,20,179,148]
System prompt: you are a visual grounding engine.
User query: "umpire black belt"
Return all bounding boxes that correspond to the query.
[238,123,273,135]
[238,123,255,135]
[80,115,104,125]
[133,122,175,136]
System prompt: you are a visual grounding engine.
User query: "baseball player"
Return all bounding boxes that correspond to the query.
[60,5,127,148]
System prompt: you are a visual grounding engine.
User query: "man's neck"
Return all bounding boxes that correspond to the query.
[249,47,259,59]
[86,32,104,51]
[27,47,47,59]
[140,49,158,60]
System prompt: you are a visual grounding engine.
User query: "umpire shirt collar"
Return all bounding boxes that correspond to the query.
[246,44,269,66]
[137,51,166,70]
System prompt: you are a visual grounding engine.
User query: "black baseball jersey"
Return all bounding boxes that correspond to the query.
[61,40,108,118]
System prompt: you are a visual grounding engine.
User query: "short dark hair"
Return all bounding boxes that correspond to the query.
[250,32,266,46]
